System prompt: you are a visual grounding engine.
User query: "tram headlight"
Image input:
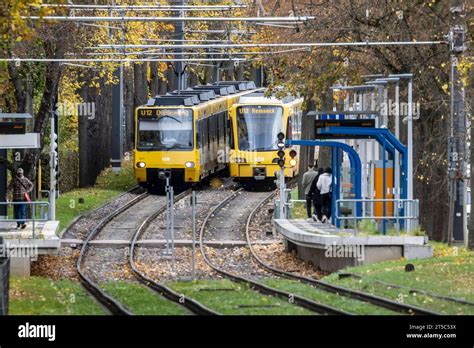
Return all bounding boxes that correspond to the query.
[185,161,195,168]
[136,162,146,168]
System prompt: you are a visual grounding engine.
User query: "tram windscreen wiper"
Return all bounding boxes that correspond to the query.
[163,144,185,151]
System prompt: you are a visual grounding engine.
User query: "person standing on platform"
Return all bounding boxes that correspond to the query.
[7,168,33,229]
[301,163,318,221]
[317,167,333,223]
[309,167,324,222]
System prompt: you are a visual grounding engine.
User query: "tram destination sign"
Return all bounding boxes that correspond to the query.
[314,119,375,139]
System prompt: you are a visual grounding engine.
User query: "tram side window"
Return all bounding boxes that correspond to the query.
[210,114,216,143]
[229,118,235,149]
[202,118,209,148]
[221,112,227,145]
[196,121,201,148]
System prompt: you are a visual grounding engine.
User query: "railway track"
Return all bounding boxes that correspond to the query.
[76,189,207,315]
[337,272,474,307]
[76,191,149,315]
[245,191,440,316]
[129,189,219,316]
[199,188,349,315]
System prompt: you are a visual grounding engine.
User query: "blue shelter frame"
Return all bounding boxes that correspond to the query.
[287,140,363,225]
[317,126,408,232]
[289,126,408,233]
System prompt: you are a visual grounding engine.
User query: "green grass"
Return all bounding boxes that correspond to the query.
[169,279,314,315]
[261,278,397,315]
[323,245,474,315]
[101,282,188,315]
[57,160,136,233]
[9,277,105,315]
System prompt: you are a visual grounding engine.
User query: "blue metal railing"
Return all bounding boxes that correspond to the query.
[335,198,419,235]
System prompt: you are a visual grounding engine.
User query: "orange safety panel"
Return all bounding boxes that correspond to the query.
[374,166,394,217]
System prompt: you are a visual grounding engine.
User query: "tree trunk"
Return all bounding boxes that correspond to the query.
[133,62,148,110]
[22,40,64,182]
[235,64,244,81]
[124,67,135,151]
[166,65,175,92]
[78,74,113,187]
[158,76,167,95]
[149,61,159,97]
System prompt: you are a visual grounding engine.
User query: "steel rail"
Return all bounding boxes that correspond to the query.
[76,192,149,315]
[244,193,440,315]
[60,185,141,237]
[199,189,349,315]
[129,189,219,316]
[337,272,474,307]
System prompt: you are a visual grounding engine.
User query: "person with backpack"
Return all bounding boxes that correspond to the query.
[7,168,34,229]
[317,167,333,223]
[308,167,324,222]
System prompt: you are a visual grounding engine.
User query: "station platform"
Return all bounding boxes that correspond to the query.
[274,219,433,272]
[0,221,60,276]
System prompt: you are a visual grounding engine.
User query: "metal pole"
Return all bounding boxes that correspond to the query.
[171,186,175,273]
[279,169,285,219]
[394,81,400,212]
[110,1,123,173]
[165,177,170,256]
[191,190,196,280]
[174,0,185,93]
[0,149,7,219]
[49,112,56,221]
[407,77,414,232]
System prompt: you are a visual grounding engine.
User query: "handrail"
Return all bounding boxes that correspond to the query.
[0,201,50,238]
[335,198,419,235]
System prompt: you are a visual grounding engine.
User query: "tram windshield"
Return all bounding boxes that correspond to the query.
[236,106,283,151]
[137,109,193,151]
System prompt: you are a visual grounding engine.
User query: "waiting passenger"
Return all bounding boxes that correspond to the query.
[317,167,333,223]
[7,168,34,230]
[308,167,324,222]
[301,163,318,221]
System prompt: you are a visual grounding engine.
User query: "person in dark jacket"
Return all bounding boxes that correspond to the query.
[7,168,34,229]
[308,168,324,222]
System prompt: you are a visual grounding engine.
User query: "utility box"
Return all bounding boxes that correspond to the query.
[0,237,9,315]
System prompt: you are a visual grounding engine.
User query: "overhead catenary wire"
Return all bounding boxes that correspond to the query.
[38,4,248,10]
[79,47,310,56]
[22,16,316,22]
[0,58,247,63]
[88,41,448,50]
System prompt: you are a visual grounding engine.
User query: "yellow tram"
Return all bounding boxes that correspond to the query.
[228,90,303,188]
[134,82,259,192]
